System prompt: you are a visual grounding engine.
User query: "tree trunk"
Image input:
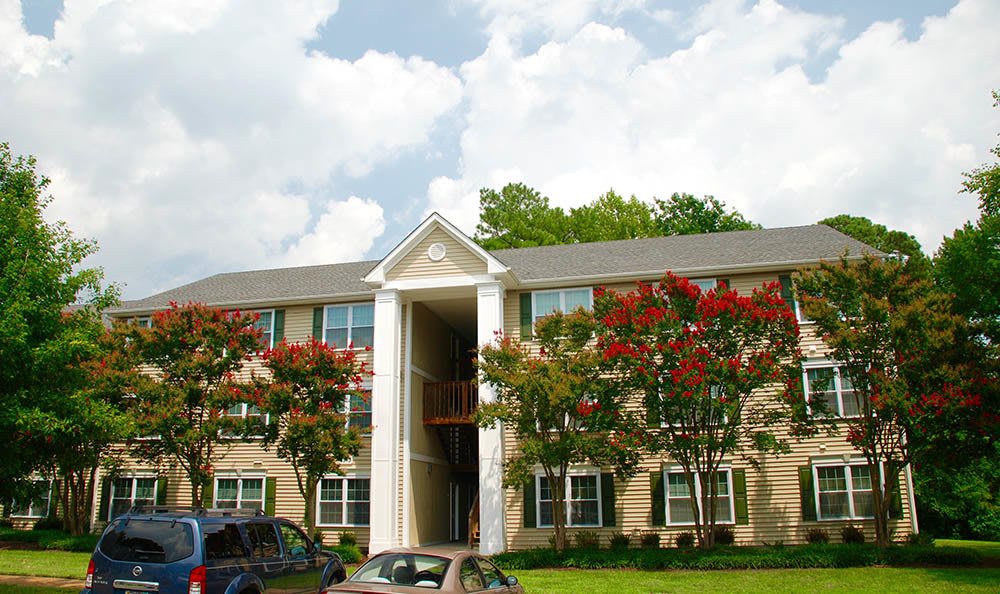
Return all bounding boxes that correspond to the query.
[302,481,316,533]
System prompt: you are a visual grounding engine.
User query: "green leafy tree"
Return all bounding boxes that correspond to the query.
[595,275,804,548]
[961,90,1000,219]
[254,338,369,531]
[795,255,988,547]
[476,311,646,551]
[106,303,264,506]
[567,190,657,243]
[653,193,760,236]
[820,214,932,279]
[474,183,571,250]
[0,142,117,505]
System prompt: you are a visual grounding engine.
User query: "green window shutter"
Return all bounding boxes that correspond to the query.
[523,479,536,528]
[98,478,112,522]
[273,309,285,343]
[156,477,168,506]
[646,392,661,427]
[601,473,616,528]
[265,478,277,516]
[732,469,749,525]
[799,466,817,521]
[312,307,324,340]
[650,471,665,527]
[889,469,904,519]
[203,476,214,508]
[779,275,793,304]
[519,293,533,340]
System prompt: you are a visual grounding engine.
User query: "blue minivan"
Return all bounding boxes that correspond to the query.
[81,507,347,594]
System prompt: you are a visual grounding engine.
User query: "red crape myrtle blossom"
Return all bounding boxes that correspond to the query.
[254,337,370,531]
[796,254,994,547]
[103,302,263,507]
[595,273,806,549]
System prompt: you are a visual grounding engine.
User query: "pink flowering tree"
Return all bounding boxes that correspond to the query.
[254,338,369,532]
[595,273,805,548]
[106,302,263,506]
[795,254,991,546]
[476,311,646,551]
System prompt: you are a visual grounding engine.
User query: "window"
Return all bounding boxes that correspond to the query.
[657,385,727,428]
[203,523,248,560]
[460,558,484,590]
[347,388,372,429]
[214,476,265,511]
[689,278,717,293]
[325,304,374,349]
[254,310,274,348]
[536,473,602,527]
[814,464,874,520]
[135,317,151,328]
[224,402,267,435]
[11,479,51,518]
[663,469,734,525]
[317,477,370,526]
[532,288,592,324]
[804,365,860,418]
[279,523,312,558]
[246,522,281,558]
[108,477,156,520]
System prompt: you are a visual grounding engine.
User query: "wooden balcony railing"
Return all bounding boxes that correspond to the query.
[423,381,477,425]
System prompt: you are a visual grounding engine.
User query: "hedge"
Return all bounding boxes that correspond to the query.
[0,527,99,552]
[491,543,984,571]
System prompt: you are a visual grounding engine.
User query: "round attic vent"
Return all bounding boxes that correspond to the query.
[427,242,447,261]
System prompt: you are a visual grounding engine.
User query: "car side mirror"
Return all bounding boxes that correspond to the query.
[312,541,323,554]
[506,575,518,587]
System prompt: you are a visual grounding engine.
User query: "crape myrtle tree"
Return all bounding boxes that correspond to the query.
[476,311,646,552]
[105,302,263,507]
[795,255,990,547]
[595,274,805,549]
[251,337,369,532]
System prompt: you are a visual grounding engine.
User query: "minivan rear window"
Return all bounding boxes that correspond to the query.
[99,519,194,563]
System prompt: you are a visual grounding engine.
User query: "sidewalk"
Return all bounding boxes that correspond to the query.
[0,574,81,589]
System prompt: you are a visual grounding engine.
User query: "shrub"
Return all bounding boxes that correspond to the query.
[608,531,631,549]
[38,532,99,552]
[33,516,63,531]
[574,530,601,549]
[339,531,358,547]
[905,532,935,547]
[0,517,12,528]
[713,526,734,546]
[329,544,363,564]
[806,528,830,544]
[639,531,660,549]
[841,525,865,545]
[675,531,695,549]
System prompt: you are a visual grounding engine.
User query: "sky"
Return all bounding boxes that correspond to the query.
[2,0,998,300]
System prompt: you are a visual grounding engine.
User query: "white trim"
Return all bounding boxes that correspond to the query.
[315,475,372,528]
[661,466,736,527]
[802,361,860,419]
[904,463,919,534]
[254,308,276,349]
[410,452,451,466]
[381,274,506,292]
[323,302,375,350]
[364,212,511,286]
[534,470,603,528]
[108,475,159,521]
[11,478,53,519]
[411,364,442,383]
[212,474,266,512]
[811,461,876,521]
[688,277,717,292]
[477,281,507,554]
[402,303,413,548]
[530,286,594,324]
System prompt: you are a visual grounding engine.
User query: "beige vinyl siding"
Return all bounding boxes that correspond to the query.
[386,228,487,281]
[500,271,913,550]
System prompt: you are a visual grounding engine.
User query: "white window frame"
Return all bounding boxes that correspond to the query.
[11,478,52,518]
[346,383,373,431]
[135,316,151,328]
[657,385,728,428]
[323,303,375,350]
[315,475,371,527]
[688,278,717,292]
[254,309,275,349]
[802,362,861,419]
[812,461,878,521]
[222,402,269,439]
[535,470,603,528]
[108,475,158,521]
[531,287,594,324]
[213,474,266,511]
[662,466,736,527]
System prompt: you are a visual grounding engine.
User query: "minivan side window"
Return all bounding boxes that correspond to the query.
[246,522,281,558]
[203,523,247,561]
[279,523,311,559]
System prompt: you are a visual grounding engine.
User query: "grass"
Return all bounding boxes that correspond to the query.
[0,550,91,579]
[937,539,1000,559]
[514,567,1000,593]
[0,587,75,594]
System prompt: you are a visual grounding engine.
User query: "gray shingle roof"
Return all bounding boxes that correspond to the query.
[490,224,880,282]
[113,224,878,313]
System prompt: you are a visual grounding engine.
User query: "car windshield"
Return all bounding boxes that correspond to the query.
[349,553,450,589]
[98,519,194,563]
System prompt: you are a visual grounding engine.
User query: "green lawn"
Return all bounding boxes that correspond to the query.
[0,586,74,594]
[937,539,1000,559]
[0,550,90,579]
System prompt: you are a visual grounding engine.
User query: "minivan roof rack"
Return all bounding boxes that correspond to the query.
[127,505,266,517]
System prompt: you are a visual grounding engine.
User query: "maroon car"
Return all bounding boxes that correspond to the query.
[324,547,524,593]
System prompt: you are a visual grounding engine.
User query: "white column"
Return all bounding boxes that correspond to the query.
[477,281,507,554]
[369,289,403,554]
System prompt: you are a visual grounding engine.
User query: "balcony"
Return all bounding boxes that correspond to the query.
[423,380,477,425]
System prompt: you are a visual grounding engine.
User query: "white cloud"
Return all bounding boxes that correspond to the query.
[281,195,385,266]
[0,0,462,297]
[428,0,1000,254]
[467,0,650,40]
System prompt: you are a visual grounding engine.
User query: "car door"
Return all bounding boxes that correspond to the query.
[475,557,517,593]
[245,521,288,587]
[277,521,325,593]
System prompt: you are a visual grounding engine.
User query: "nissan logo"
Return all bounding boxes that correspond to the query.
[132,565,143,577]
